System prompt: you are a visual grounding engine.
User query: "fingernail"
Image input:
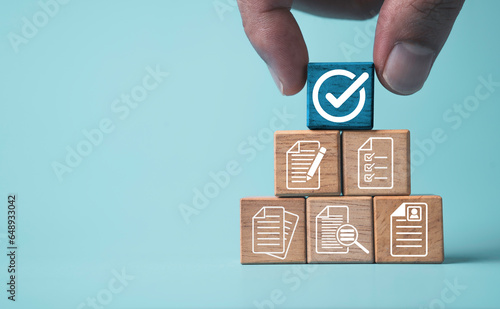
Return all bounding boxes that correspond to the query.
[267,64,284,95]
[383,42,435,95]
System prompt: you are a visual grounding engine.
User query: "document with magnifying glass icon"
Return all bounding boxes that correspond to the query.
[315,206,349,254]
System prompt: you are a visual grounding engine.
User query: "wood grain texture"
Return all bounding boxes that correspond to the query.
[374,196,443,263]
[240,197,306,264]
[275,130,341,196]
[307,62,374,130]
[342,130,411,196]
[307,197,374,263]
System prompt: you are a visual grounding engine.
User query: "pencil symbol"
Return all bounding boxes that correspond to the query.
[306,147,327,180]
[286,141,326,190]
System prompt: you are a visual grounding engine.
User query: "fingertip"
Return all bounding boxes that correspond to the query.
[377,42,435,95]
[267,65,307,96]
[281,62,307,96]
[265,48,307,96]
[238,0,308,96]
[268,66,306,96]
[373,0,464,95]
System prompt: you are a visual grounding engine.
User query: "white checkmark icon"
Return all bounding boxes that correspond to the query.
[325,72,369,108]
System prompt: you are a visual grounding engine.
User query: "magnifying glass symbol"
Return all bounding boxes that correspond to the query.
[336,224,369,254]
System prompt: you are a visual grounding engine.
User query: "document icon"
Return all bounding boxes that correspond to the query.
[315,206,349,254]
[252,206,299,260]
[286,141,326,190]
[358,137,393,189]
[390,203,428,257]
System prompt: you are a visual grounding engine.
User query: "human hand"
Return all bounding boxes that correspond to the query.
[237,0,464,95]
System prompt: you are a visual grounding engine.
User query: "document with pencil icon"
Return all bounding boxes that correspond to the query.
[286,141,326,190]
[252,206,299,260]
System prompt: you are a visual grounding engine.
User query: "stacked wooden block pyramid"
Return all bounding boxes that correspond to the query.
[241,62,443,264]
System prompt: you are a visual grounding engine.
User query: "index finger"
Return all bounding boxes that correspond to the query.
[238,0,307,95]
[237,0,383,96]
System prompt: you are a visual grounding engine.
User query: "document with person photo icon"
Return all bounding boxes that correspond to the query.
[390,203,428,257]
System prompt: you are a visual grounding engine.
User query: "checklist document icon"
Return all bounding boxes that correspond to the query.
[358,137,393,189]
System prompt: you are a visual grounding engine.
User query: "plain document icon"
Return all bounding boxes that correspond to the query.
[315,205,369,254]
[358,137,394,189]
[252,206,299,260]
[312,70,369,123]
[286,141,326,190]
[390,203,428,257]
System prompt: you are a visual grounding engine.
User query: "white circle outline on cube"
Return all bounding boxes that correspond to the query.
[312,69,366,123]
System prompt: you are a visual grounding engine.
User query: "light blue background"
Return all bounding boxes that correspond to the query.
[1,1,499,308]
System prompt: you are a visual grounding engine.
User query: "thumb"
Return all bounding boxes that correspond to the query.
[374,0,465,95]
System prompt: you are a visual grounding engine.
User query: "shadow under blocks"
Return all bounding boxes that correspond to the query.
[240,62,443,264]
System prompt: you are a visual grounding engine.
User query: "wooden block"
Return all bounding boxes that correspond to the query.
[274,130,341,196]
[307,196,374,263]
[307,62,374,130]
[240,197,306,264]
[342,130,411,196]
[374,196,443,263]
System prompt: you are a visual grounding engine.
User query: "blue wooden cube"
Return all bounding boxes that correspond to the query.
[307,62,374,130]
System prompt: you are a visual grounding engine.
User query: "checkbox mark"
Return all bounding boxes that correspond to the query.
[364,174,375,182]
[364,163,375,172]
[364,153,375,161]
[325,72,369,108]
